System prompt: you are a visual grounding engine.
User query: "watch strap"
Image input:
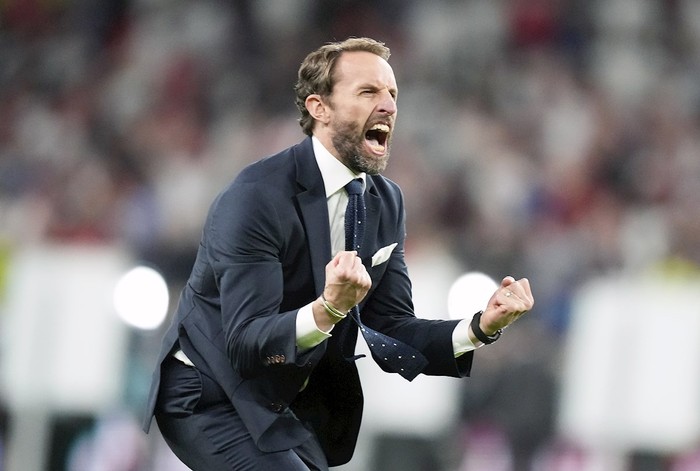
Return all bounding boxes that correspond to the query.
[470,310,502,345]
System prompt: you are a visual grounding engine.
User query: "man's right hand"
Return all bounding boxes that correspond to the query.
[323,251,372,311]
[313,251,372,330]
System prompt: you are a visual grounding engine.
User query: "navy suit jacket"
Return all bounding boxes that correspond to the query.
[143,137,473,466]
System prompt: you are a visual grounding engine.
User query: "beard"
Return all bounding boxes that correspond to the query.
[330,118,390,175]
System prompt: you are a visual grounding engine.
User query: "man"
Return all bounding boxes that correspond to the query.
[143,37,534,470]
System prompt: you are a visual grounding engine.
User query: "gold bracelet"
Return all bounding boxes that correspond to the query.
[321,295,347,320]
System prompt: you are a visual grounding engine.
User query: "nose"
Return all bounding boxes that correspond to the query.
[378,89,397,115]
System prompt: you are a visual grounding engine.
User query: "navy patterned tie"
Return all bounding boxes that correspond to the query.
[343,179,428,381]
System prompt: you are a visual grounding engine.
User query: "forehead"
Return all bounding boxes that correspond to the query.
[333,51,397,90]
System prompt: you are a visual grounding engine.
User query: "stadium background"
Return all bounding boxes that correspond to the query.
[1,1,700,470]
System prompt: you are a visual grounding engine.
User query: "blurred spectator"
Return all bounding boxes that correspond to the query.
[2,1,700,469]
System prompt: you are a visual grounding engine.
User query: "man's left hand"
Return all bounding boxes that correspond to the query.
[479,276,534,336]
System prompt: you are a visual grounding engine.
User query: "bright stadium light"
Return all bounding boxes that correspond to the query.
[447,271,499,320]
[113,265,169,330]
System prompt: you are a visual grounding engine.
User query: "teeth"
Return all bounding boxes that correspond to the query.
[370,124,390,133]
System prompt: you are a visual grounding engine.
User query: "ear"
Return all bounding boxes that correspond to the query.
[305,94,330,125]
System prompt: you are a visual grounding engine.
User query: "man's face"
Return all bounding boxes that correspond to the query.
[326,51,397,175]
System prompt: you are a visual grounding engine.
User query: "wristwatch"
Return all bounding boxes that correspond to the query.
[470,311,502,344]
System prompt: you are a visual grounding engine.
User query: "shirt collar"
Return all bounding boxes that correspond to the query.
[312,136,366,198]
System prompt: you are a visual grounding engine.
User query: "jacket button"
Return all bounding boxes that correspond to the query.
[269,402,284,413]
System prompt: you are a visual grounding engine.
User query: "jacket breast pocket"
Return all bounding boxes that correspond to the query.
[365,242,397,283]
[367,259,390,286]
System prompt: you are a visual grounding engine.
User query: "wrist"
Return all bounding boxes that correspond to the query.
[470,311,502,345]
[320,294,348,322]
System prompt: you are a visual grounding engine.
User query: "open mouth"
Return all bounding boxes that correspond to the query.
[365,123,391,155]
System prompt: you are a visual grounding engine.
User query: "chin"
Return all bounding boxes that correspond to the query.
[352,153,389,175]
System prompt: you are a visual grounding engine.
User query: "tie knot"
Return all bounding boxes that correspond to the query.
[345,178,364,196]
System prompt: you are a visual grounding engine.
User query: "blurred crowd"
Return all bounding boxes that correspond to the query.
[2,0,700,470]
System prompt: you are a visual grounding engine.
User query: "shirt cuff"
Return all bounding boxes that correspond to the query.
[296,302,333,352]
[453,318,482,357]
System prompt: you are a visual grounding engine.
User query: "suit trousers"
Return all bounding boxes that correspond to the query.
[154,356,328,471]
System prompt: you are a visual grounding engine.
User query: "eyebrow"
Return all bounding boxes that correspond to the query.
[358,83,398,97]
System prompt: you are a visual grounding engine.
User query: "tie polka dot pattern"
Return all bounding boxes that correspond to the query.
[342,179,428,381]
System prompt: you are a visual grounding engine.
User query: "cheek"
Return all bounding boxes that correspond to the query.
[336,101,371,121]
[333,115,364,138]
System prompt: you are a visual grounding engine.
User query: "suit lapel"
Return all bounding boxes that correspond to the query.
[291,139,385,293]
[293,138,332,295]
[362,178,381,261]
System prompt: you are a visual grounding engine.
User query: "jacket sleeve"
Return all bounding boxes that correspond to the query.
[361,184,473,378]
[204,180,321,380]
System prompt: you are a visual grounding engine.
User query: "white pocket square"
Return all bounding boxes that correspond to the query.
[371,243,398,267]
